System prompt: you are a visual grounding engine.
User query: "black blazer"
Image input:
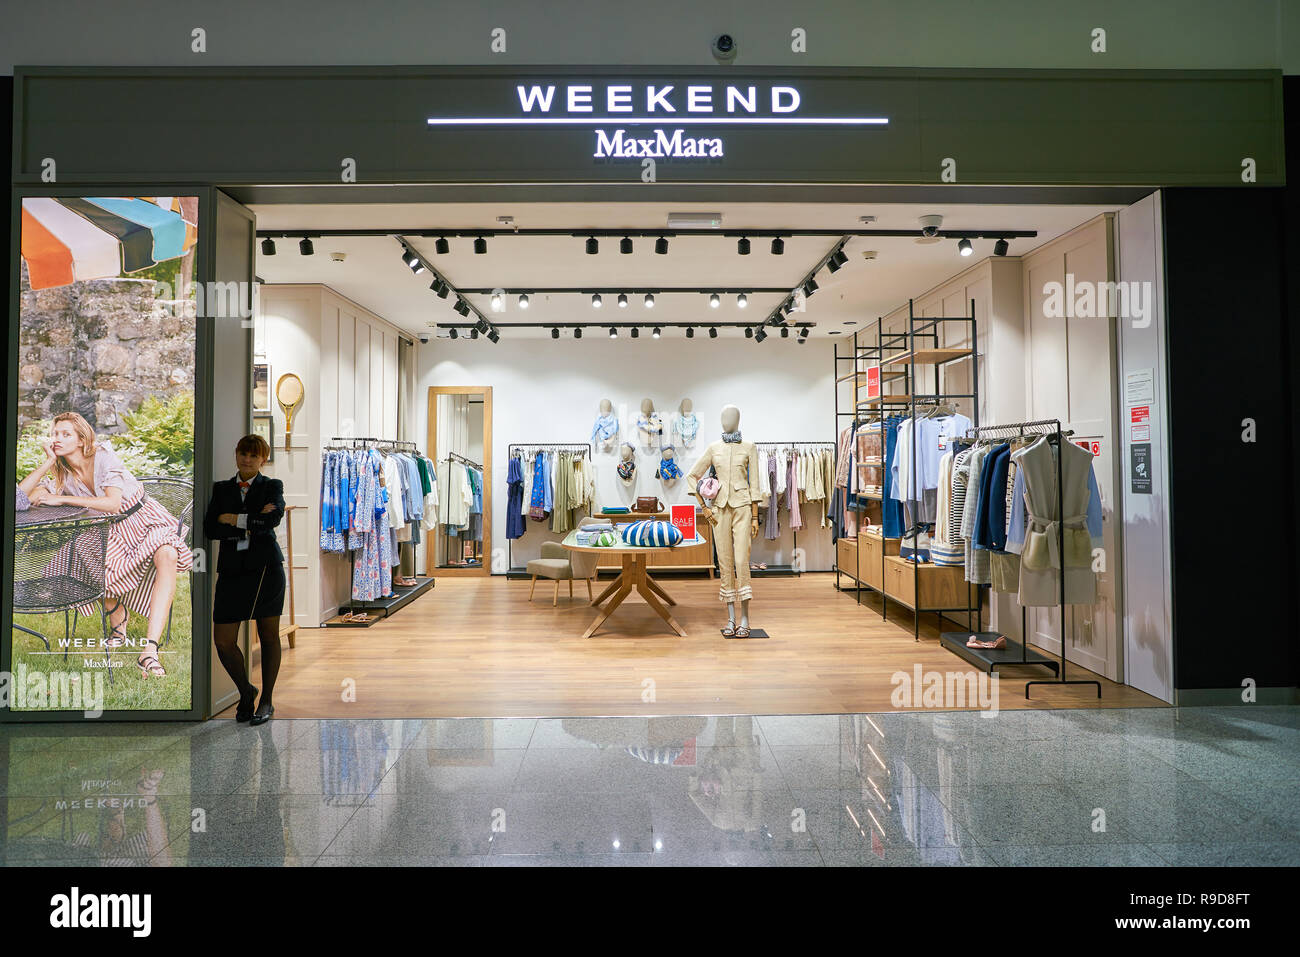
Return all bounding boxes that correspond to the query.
[203,474,286,574]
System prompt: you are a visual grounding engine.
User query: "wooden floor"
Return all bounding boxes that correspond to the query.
[235,572,1165,718]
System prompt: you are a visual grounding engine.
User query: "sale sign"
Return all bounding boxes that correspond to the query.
[670,503,696,542]
[865,365,881,399]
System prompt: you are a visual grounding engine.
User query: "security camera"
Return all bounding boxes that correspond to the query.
[712,34,738,62]
[418,333,430,344]
[919,214,944,238]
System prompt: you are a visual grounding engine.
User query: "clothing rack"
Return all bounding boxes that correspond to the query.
[439,451,484,569]
[322,439,435,626]
[749,441,834,577]
[505,443,593,576]
[937,417,1100,698]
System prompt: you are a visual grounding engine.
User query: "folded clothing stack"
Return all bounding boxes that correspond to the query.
[576,527,620,547]
[601,506,630,514]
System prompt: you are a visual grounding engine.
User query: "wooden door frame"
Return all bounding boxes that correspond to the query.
[426,386,492,577]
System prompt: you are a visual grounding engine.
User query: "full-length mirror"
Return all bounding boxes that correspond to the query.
[427,386,492,576]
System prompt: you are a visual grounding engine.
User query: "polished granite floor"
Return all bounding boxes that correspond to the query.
[1,706,1296,866]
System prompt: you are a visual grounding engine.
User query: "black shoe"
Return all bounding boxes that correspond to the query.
[249,703,275,726]
[235,686,258,723]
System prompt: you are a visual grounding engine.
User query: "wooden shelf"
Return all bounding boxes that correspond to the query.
[858,394,914,406]
[881,348,973,367]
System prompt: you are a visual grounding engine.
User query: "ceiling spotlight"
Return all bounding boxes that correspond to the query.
[828,249,849,272]
[994,238,1009,257]
[592,293,603,309]
[473,237,488,255]
[410,260,425,276]
[737,293,748,309]
[835,249,850,266]
[771,237,784,255]
[644,293,655,308]
[618,293,628,308]
[487,329,500,343]
[518,293,530,309]
[586,236,599,255]
[490,293,503,312]
[435,236,449,255]
[799,327,810,340]
[781,327,790,338]
[470,328,479,339]
[402,249,417,267]
[260,238,276,256]
[827,257,842,274]
[652,326,661,339]
[551,327,559,339]
[435,280,450,299]
[609,326,618,338]
[737,237,751,255]
[686,326,695,338]
[300,237,314,256]
[454,299,470,317]
[620,236,633,254]
[755,327,767,343]
[429,278,440,292]
[958,238,973,257]
[709,327,718,339]
[450,327,458,339]
[744,327,753,339]
[630,326,640,338]
[709,293,720,308]
[804,278,819,296]
[475,318,490,334]
[574,327,582,339]
[655,237,669,255]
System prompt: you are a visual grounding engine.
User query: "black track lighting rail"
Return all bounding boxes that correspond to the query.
[257,227,1039,240]
[432,321,816,330]
[459,287,792,295]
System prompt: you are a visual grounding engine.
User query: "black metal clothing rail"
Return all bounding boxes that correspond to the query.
[960,418,1100,699]
[751,441,835,576]
[440,450,484,568]
[505,443,593,574]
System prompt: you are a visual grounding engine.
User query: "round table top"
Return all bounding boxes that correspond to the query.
[14,504,92,527]
[560,529,705,555]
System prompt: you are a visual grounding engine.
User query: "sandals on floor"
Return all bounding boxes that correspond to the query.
[966,635,1008,650]
[735,626,751,638]
[722,623,737,637]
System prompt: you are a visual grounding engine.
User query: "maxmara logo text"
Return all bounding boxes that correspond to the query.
[518,84,802,160]
[425,82,888,161]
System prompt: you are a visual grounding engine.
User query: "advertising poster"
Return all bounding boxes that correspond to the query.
[10,196,199,713]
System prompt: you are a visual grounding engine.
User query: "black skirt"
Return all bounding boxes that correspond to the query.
[213,562,286,624]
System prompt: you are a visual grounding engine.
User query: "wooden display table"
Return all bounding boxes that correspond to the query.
[561,529,706,639]
[592,510,715,576]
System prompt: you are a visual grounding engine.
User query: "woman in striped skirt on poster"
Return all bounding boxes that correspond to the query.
[18,412,191,679]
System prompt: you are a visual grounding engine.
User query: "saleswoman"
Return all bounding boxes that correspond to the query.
[203,434,285,725]
[18,412,191,679]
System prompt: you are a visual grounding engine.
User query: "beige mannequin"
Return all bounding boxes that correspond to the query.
[686,404,761,636]
[593,398,619,452]
[616,442,636,486]
[637,397,664,449]
[674,397,700,448]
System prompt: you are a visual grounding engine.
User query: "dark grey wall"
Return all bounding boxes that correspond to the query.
[1,0,1296,74]
[1163,184,1297,694]
[11,67,1285,186]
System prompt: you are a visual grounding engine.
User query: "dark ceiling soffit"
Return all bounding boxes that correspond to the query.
[227,184,1158,207]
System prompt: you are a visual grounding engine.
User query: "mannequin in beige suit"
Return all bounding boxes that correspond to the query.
[687,404,760,636]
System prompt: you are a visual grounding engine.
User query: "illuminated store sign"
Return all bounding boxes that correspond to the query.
[425,81,889,161]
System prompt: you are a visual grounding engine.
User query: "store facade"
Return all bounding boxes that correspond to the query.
[3,65,1294,721]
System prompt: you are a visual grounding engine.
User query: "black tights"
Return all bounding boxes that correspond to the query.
[213,617,281,709]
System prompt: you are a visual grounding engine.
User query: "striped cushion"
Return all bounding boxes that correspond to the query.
[621,520,683,548]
